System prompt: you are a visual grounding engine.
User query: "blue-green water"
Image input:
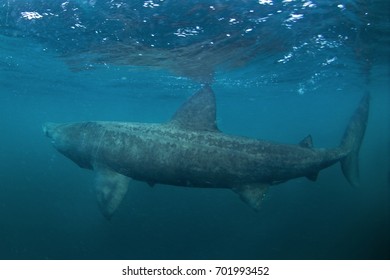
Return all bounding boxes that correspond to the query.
[0,0,389,259]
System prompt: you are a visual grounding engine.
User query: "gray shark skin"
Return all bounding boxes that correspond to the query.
[43,86,370,219]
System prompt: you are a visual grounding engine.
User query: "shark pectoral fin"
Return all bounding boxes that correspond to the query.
[94,165,130,220]
[233,184,269,211]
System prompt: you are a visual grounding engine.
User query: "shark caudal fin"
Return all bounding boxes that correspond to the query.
[340,91,370,187]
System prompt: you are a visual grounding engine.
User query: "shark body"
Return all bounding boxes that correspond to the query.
[43,86,369,218]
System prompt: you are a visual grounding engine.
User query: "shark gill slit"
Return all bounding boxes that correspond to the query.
[94,127,107,161]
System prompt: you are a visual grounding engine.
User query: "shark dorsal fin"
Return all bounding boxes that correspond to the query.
[169,85,219,132]
[299,135,313,148]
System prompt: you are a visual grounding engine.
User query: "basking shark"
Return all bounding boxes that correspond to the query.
[43,86,369,219]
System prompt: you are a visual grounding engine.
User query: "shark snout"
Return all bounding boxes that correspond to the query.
[42,122,59,139]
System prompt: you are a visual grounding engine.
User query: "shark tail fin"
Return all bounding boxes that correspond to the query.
[340,91,370,187]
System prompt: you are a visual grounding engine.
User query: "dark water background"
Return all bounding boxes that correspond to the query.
[0,0,389,259]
